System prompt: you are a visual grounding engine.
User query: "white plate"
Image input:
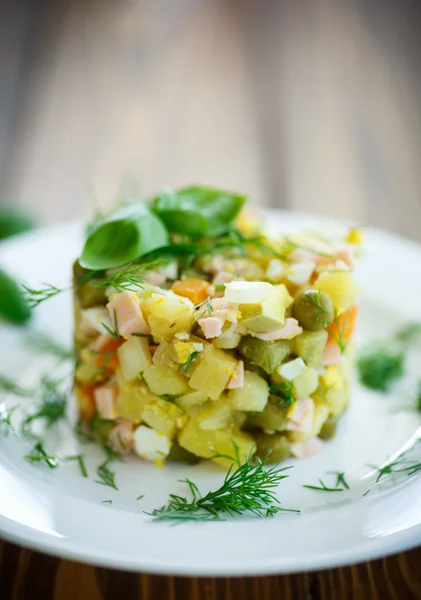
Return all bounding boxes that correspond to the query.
[0,212,420,576]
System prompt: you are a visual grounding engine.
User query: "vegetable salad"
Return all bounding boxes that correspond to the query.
[73,186,362,468]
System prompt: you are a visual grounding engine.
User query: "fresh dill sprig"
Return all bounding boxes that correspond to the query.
[24,442,58,469]
[303,479,344,492]
[96,265,145,293]
[327,471,350,490]
[357,322,421,392]
[329,313,350,355]
[95,445,122,490]
[102,500,112,505]
[179,351,201,375]
[192,296,213,324]
[269,382,295,406]
[65,454,88,478]
[96,460,118,490]
[0,405,18,436]
[27,332,73,361]
[23,283,68,308]
[284,238,334,259]
[0,375,35,397]
[101,308,121,340]
[88,348,117,376]
[151,445,298,521]
[374,456,421,482]
[136,494,145,501]
[21,377,67,436]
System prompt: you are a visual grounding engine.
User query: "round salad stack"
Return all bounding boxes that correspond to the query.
[73,187,362,468]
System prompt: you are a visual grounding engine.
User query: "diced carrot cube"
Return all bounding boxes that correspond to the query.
[327,305,358,346]
[172,278,210,305]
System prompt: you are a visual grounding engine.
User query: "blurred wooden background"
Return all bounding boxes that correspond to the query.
[1,0,421,238]
[1,0,421,598]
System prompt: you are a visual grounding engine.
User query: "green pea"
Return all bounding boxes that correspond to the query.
[292,290,334,331]
[0,268,31,324]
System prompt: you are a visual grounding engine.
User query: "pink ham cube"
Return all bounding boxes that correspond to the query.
[107,291,150,336]
[94,383,117,419]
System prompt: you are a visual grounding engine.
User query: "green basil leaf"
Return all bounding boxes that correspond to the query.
[0,208,35,240]
[151,186,246,238]
[80,203,169,270]
[0,268,31,324]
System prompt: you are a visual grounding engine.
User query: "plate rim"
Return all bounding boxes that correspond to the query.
[1,211,421,575]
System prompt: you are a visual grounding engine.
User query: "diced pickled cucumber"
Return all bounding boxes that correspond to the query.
[142,364,190,396]
[246,400,289,431]
[141,399,185,437]
[239,284,292,333]
[116,382,153,423]
[229,371,269,412]
[238,336,291,374]
[292,367,319,398]
[166,440,200,464]
[178,419,255,468]
[293,330,328,367]
[319,416,339,440]
[117,336,151,381]
[73,261,106,309]
[189,346,237,400]
[75,361,106,384]
[255,434,291,463]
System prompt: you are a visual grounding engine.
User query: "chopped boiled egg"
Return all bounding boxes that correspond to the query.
[277,358,306,381]
[224,281,272,304]
[287,261,316,285]
[133,425,171,461]
[266,259,287,282]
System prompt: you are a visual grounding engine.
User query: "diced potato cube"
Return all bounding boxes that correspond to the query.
[293,367,319,398]
[238,336,291,374]
[311,404,330,436]
[117,335,151,381]
[178,419,255,468]
[152,340,179,371]
[141,399,185,437]
[142,364,190,396]
[213,332,242,349]
[116,382,154,423]
[229,371,269,412]
[313,385,350,417]
[314,271,359,313]
[293,330,328,367]
[176,391,208,410]
[196,396,233,430]
[239,284,293,333]
[189,346,237,400]
[143,292,194,341]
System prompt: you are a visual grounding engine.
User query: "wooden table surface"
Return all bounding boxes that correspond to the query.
[1,0,421,598]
